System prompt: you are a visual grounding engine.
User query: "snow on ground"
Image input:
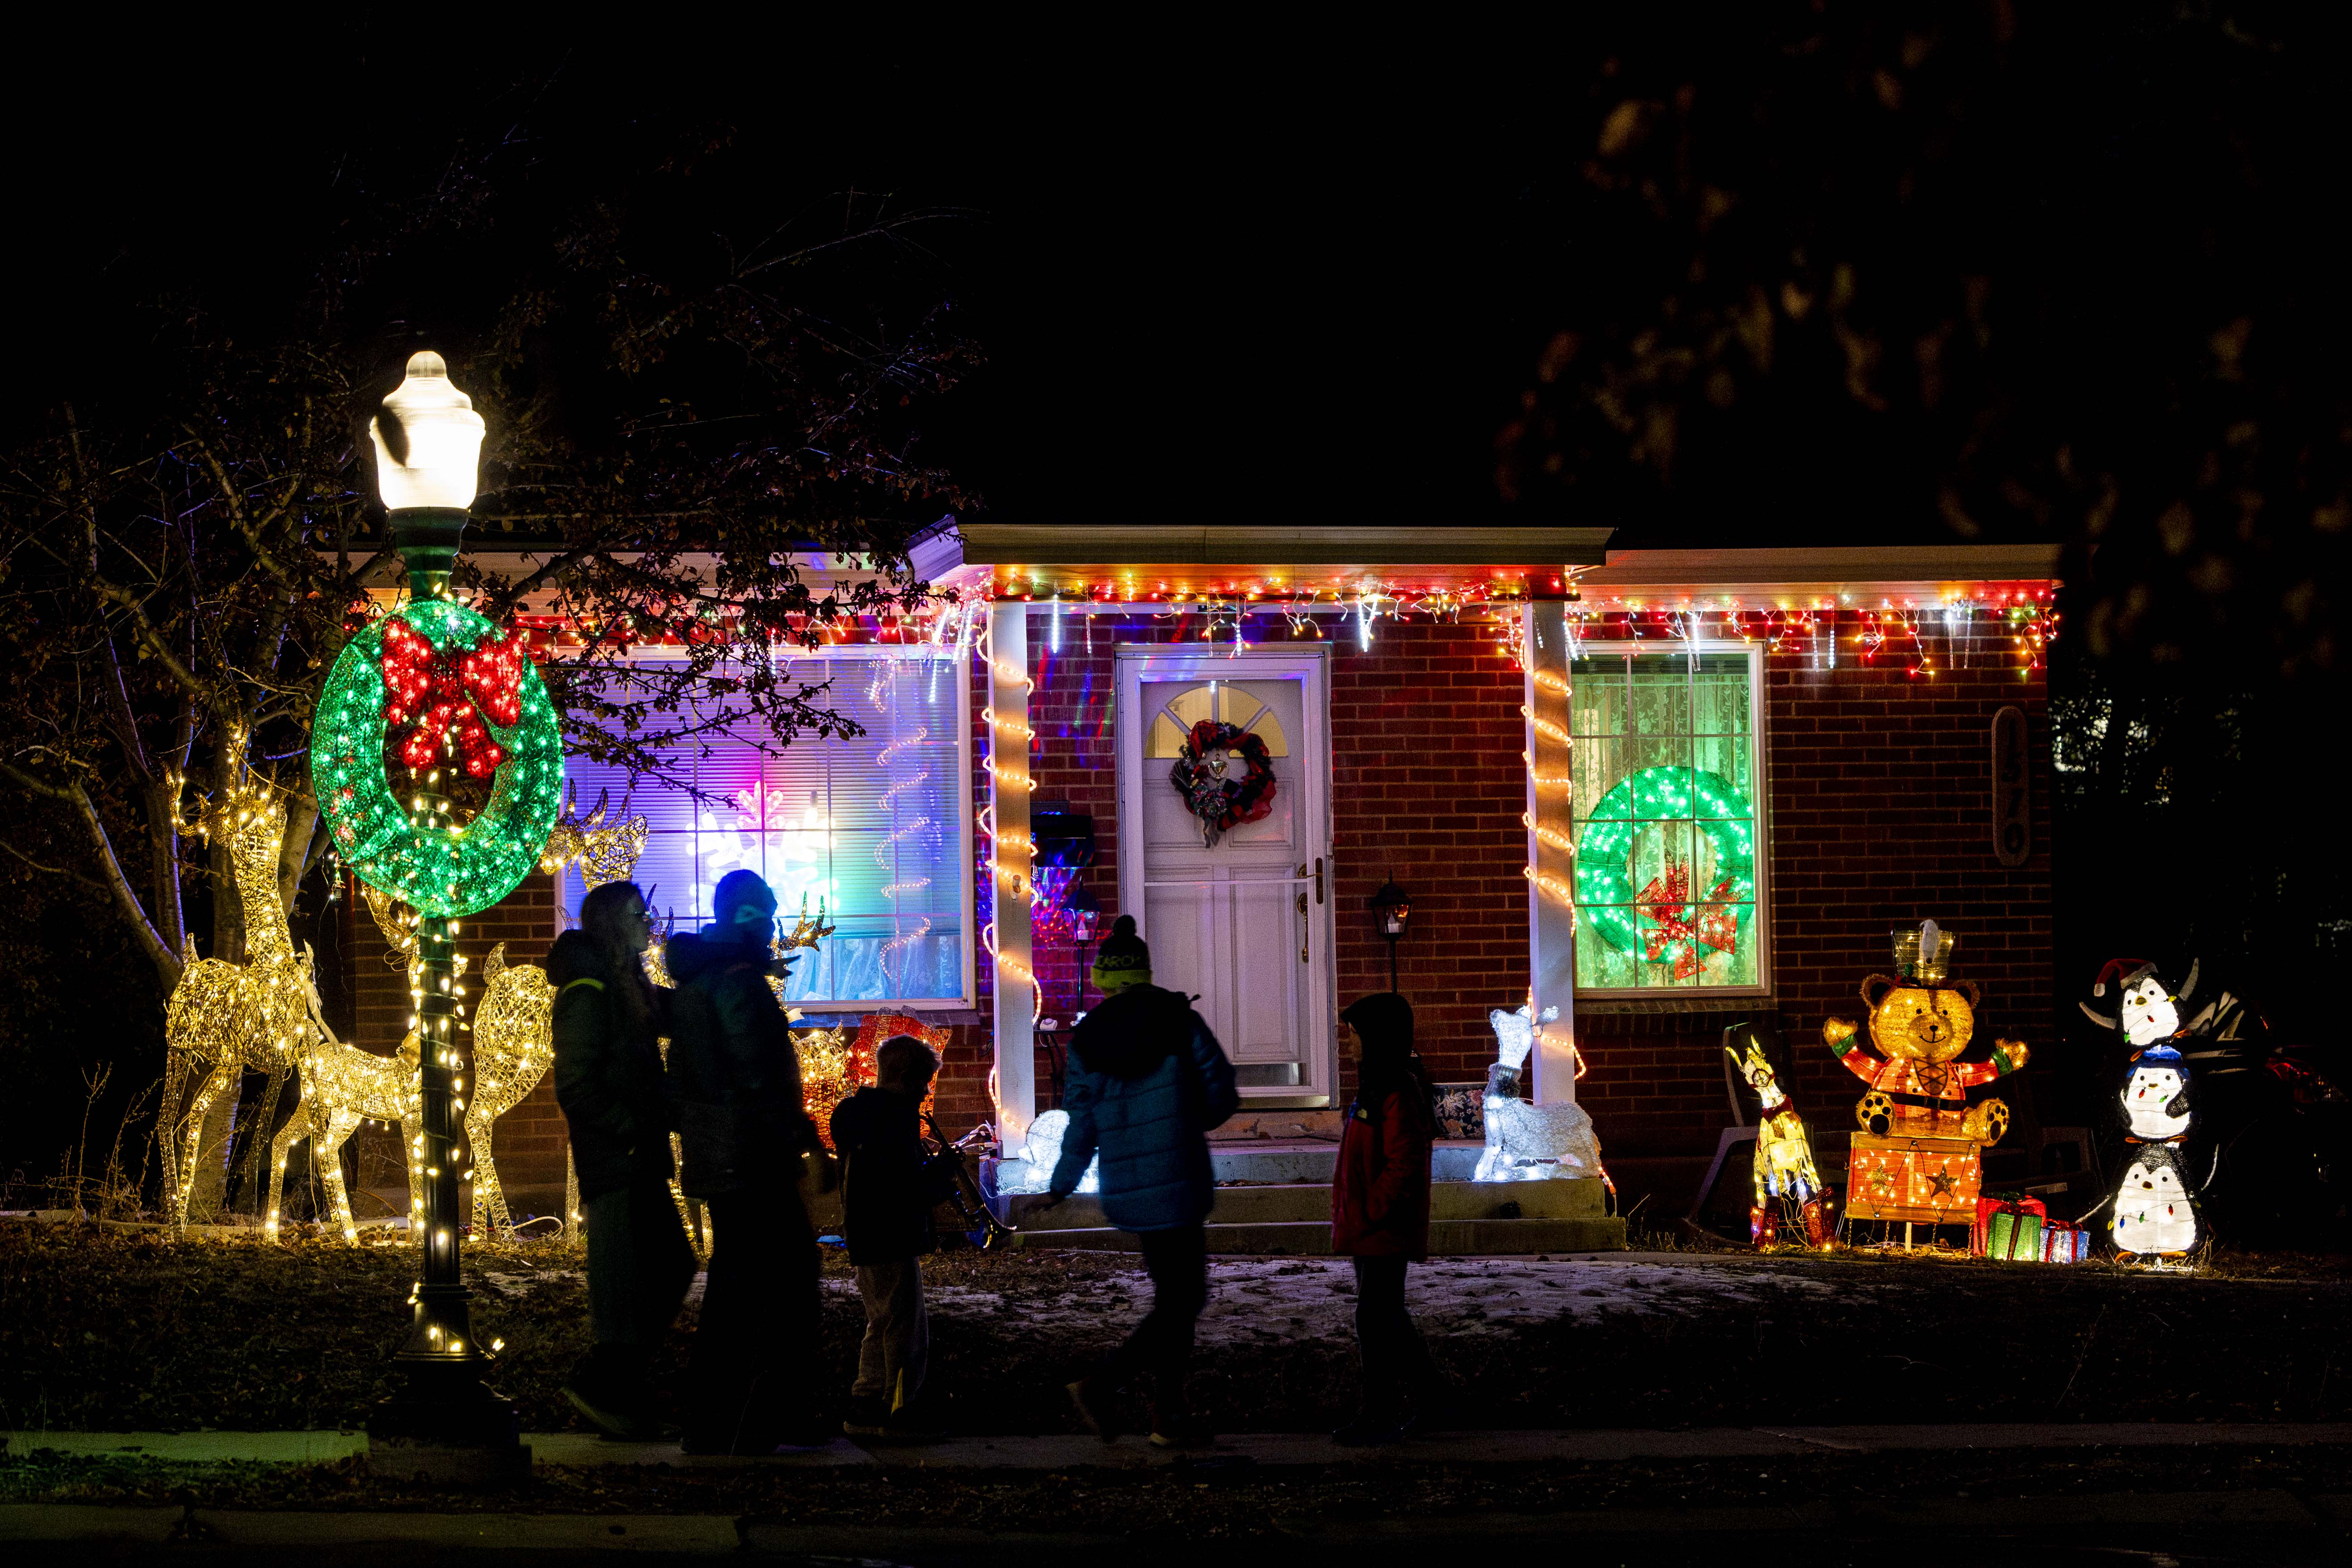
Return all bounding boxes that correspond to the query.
[840,1256,1849,1347]
[481,1254,1853,1348]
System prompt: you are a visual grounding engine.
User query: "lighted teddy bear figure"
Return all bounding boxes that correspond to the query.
[1474,1005,1601,1182]
[1824,975,2028,1143]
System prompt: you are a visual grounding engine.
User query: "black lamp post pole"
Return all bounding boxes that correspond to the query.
[365,508,528,1484]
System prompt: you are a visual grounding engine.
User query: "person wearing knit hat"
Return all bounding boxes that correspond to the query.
[1042,914,1238,1450]
[1089,914,1153,993]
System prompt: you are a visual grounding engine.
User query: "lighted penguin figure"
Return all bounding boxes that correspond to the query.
[2082,958,2206,1263]
[2121,1042,2194,1142]
[2110,1142,2202,1259]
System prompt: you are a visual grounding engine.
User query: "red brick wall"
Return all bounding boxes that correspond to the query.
[1572,647,2055,1158]
[941,611,2055,1163]
[1329,623,1533,1083]
[338,610,2055,1175]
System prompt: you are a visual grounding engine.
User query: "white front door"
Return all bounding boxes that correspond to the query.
[1115,647,1333,1104]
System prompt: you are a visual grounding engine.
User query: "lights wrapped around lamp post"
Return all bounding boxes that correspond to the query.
[327,351,552,1484]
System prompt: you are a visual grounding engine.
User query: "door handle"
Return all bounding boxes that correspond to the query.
[1297,890,1310,963]
[1313,857,1324,904]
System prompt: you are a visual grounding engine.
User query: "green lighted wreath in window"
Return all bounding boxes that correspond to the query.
[312,598,565,919]
[1575,765,1756,964]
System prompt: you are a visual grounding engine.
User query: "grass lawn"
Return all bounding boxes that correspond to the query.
[4,1221,2350,1438]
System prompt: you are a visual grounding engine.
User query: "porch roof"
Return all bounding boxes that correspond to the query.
[923,528,2062,606]
[1575,543,2065,609]
[925,523,1618,600]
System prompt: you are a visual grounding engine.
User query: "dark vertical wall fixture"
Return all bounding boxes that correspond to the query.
[1992,706,2032,869]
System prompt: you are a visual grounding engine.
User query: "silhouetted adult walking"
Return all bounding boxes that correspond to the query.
[666,869,828,1453]
[1041,915,1237,1448]
[551,879,693,1440]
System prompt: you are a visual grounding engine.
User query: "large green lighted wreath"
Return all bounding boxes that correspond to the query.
[1575,765,1757,959]
[312,598,565,918]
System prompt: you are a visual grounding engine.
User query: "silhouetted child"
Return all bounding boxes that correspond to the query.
[829,1035,955,1441]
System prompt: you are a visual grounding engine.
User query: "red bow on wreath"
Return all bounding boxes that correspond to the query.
[1170,719,1278,848]
[380,618,527,779]
[1636,862,1742,980]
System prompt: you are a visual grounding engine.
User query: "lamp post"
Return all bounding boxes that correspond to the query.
[357,352,529,1484]
[1370,876,1411,993]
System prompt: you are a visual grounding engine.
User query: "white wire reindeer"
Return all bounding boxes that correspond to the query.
[1474,1004,1602,1182]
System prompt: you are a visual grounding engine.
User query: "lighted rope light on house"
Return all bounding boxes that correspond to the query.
[1522,812,1576,857]
[976,615,1041,1024]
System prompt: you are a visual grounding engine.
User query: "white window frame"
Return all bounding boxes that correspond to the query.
[1569,638,1771,1001]
[560,644,976,1012]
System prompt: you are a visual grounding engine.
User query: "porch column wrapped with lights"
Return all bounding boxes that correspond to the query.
[985,602,1037,1152]
[1522,601,1579,1104]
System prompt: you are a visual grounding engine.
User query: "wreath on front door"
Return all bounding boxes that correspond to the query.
[1170,719,1278,848]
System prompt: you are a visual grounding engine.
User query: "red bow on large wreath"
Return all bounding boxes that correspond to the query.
[1637,862,1742,980]
[1170,719,1278,848]
[380,617,528,779]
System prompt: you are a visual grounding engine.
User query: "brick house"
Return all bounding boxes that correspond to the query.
[334,527,2060,1238]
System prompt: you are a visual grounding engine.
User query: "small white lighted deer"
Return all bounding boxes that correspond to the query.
[1474,1004,1602,1182]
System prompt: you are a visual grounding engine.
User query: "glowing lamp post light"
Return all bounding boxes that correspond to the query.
[322,351,561,1484]
[1371,876,1411,992]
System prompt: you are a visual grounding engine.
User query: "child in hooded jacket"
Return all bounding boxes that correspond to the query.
[1330,991,1443,1445]
[829,1036,956,1441]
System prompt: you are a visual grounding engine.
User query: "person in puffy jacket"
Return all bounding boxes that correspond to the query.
[551,880,693,1440]
[1329,991,1442,1446]
[1043,915,1238,1448]
[663,869,828,1454]
[830,1036,956,1442]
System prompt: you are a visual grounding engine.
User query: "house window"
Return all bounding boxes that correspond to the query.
[1569,645,1765,993]
[560,647,973,1010]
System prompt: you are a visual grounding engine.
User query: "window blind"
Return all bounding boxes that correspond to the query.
[560,649,970,1008]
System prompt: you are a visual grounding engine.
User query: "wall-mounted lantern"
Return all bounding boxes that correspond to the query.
[1371,876,1411,992]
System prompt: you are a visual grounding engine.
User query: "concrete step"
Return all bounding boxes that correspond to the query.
[989,1140,1534,1196]
[1008,1215,1627,1256]
[1003,1178,1607,1232]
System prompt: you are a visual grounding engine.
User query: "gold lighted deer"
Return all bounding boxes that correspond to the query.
[159,781,329,1226]
[317,792,644,1238]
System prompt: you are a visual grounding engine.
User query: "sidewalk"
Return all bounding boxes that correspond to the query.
[11,1421,2352,1471]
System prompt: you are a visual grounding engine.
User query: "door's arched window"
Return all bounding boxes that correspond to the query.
[1143,680,1291,759]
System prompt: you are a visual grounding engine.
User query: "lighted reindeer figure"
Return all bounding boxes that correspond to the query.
[540,786,649,900]
[159,781,326,1227]
[1725,1031,1834,1248]
[1474,1005,1602,1181]
[353,883,557,1237]
[263,922,552,1240]
[263,991,418,1243]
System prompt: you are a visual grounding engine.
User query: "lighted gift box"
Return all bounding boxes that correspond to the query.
[2042,1221,2091,1263]
[1971,1192,2049,1256]
[1844,1132,1983,1224]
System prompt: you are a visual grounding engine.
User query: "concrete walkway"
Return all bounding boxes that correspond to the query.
[5,1490,2352,1552]
[11,1422,2352,1471]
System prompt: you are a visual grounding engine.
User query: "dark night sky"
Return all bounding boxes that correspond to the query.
[9,24,2101,551]
[3,35,1674,538]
